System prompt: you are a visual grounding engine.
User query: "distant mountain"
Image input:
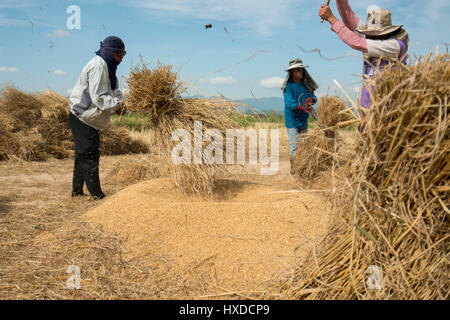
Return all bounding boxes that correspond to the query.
[237,97,285,115]
[185,95,285,115]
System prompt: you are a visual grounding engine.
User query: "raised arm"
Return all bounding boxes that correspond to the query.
[336,0,363,31]
[319,4,368,53]
[331,21,368,52]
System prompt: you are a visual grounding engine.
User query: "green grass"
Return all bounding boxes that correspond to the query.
[231,112,284,127]
[112,111,350,132]
[110,112,153,130]
[112,111,286,130]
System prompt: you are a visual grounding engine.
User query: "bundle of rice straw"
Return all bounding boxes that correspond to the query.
[292,128,339,181]
[316,95,353,129]
[0,87,48,161]
[292,95,351,180]
[15,133,48,161]
[0,86,43,133]
[107,155,166,184]
[34,91,73,159]
[0,87,149,161]
[279,52,449,299]
[126,62,240,195]
[100,127,149,156]
[0,117,17,160]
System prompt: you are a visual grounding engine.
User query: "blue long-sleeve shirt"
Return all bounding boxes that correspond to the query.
[283,80,317,129]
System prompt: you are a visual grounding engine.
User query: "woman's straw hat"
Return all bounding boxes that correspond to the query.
[285,58,309,72]
[356,9,402,36]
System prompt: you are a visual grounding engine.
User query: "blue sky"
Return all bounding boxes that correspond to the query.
[0,0,449,101]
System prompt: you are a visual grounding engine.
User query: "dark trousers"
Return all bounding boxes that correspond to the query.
[69,112,104,197]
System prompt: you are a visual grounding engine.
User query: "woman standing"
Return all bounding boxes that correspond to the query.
[282,58,318,175]
[319,1,408,109]
[69,36,126,199]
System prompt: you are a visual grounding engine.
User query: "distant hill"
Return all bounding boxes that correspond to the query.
[237,97,284,115]
[186,95,285,115]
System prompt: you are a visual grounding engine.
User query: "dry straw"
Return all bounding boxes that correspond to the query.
[0,116,17,160]
[316,95,354,129]
[293,128,340,181]
[1,221,159,299]
[279,52,449,299]
[293,95,352,181]
[100,127,149,156]
[0,87,149,161]
[126,61,240,195]
[107,154,167,184]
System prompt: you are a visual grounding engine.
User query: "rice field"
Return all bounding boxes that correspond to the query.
[0,53,448,300]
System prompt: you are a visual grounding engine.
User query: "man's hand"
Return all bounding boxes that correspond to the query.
[319,4,338,24]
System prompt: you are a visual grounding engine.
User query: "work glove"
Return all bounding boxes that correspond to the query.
[296,104,314,113]
[304,97,316,106]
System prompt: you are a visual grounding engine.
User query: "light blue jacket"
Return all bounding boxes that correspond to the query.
[283,80,317,129]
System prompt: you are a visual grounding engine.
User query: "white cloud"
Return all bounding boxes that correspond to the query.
[66,88,73,96]
[47,29,70,39]
[132,0,297,36]
[0,66,19,73]
[201,76,236,85]
[259,76,284,89]
[54,69,67,76]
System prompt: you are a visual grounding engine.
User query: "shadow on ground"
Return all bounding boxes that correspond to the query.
[211,179,255,200]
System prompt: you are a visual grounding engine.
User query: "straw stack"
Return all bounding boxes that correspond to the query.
[108,154,166,184]
[292,129,338,180]
[292,95,351,181]
[100,127,149,156]
[126,62,240,195]
[316,95,353,130]
[0,87,149,161]
[0,116,16,160]
[0,86,43,133]
[280,52,449,299]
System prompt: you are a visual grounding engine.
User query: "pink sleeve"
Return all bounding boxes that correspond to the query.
[336,0,361,31]
[331,20,368,53]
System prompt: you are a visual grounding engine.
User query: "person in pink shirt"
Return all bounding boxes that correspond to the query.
[319,1,408,109]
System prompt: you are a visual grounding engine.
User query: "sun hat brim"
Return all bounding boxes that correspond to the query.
[356,24,402,37]
[285,63,309,72]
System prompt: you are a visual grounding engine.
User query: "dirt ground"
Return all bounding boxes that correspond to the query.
[0,128,350,299]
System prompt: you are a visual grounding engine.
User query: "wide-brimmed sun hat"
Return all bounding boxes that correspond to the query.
[285,58,309,72]
[281,58,318,93]
[356,9,402,37]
